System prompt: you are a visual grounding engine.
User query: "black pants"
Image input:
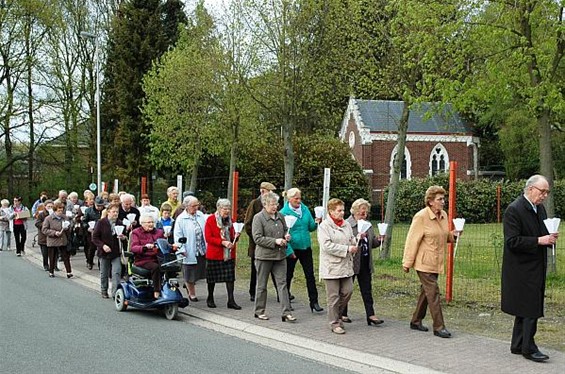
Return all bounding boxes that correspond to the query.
[40,244,49,268]
[84,233,96,266]
[141,262,161,291]
[511,316,539,354]
[343,257,375,318]
[286,248,319,304]
[13,225,26,254]
[49,246,71,274]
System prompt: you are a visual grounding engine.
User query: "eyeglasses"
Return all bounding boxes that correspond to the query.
[531,186,551,195]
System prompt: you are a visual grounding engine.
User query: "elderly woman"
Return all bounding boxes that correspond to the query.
[92,202,125,299]
[402,185,458,338]
[42,201,73,278]
[204,199,241,310]
[161,186,180,215]
[174,196,207,302]
[0,199,12,251]
[35,200,54,271]
[130,214,165,299]
[280,187,323,313]
[252,192,295,322]
[342,198,384,326]
[318,198,358,334]
[11,196,30,256]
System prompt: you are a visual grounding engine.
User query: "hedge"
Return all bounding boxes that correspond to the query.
[390,176,563,223]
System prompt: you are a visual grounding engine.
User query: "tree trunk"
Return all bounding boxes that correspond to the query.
[380,102,410,260]
[282,121,294,191]
[227,118,239,202]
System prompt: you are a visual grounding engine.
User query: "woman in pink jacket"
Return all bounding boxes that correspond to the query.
[130,214,164,299]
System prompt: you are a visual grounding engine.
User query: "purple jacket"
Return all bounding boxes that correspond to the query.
[130,227,164,267]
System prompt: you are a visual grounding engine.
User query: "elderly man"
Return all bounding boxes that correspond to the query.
[501,174,559,362]
[161,186,180,216]
[83,196,106,270]
[58,190,73,212]
[244,182,276,302]
[118,193,140,229]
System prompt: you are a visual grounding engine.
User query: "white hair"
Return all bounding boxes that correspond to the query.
[524,174,548,193]
[139,213,155,224]
[120,193,134,203]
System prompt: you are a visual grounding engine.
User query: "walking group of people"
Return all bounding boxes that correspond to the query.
[1,173,558,363]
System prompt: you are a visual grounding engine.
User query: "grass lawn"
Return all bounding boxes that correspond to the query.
[234,222,565,352]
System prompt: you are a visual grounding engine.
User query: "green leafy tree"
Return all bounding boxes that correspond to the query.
[143,2,222,192]
[101,0,187,192]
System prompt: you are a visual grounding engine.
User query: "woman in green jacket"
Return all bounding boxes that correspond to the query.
[280,188,323,313]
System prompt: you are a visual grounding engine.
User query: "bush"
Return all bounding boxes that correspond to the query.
[391,177,563,223]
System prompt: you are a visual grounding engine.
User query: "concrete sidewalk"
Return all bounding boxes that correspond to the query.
[20,227,564,373]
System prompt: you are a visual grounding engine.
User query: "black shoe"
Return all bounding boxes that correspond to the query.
[433,328,452,338]
[43,266,49,271]
[289,294,295,301]
[207,299,216,308]
[227,302,242,310]
[310,302,324,313]
[49,273,55,278]
[189,296,199,302]
[523,351,549,362]
[510,349,522,355]
[87,263,93,270]
[341,316,352,323]
[367,317,384,326]
[101,292,109,299]
[250,295,255,302]
[410,322,429,332]
[67,273,74,279]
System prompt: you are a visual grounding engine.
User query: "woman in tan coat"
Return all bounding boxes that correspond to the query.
[42,201,73,278]
[318,198,358,334]
[402,185,459,338]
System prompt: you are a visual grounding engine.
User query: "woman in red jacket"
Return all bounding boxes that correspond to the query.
[204,198,241,310]
[130,214,165,299]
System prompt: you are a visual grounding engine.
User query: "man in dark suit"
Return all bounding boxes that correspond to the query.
[244,182,276,301]
[501,174,559,362]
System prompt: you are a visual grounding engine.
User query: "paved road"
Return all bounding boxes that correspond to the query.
[9,226,565,373]
[0,252,355,374]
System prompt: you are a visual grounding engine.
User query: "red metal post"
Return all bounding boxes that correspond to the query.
[141,176,147,196]
[446,161,457,303]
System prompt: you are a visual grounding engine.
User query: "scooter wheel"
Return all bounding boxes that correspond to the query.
[115,289,127,312]
[164,303,178,320]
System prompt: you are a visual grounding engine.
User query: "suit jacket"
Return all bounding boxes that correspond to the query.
[501,195,549,318]
[244,197,263,257]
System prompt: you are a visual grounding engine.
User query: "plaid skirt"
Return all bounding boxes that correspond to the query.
[182,255,206,283]
[206,259,235,283]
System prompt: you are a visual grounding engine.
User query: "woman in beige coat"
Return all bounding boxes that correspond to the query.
[318,198,358,334]
[402,185,459,338]
[42,201,73,278]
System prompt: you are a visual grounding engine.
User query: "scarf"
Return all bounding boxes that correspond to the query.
[215,212,232,243]
[289,203,302,218]
[330,215,344,227]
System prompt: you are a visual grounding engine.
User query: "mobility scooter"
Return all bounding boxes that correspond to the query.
[114,238,188,320]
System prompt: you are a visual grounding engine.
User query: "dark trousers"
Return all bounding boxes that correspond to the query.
[286,248,319,304]
[48,246,71,274]
[13,225,26,254]
[343,263,375,318]
[141,262,161,291]
[40,244,49,268]
[84,233,96,266]
[411,271,445,331]
[511,316,539,354]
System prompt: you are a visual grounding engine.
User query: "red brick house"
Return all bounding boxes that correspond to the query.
[340,97,480,200]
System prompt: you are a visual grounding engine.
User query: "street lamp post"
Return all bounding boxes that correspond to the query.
[80,31,102,195]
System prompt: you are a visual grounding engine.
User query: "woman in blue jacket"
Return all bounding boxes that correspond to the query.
[280,188,323,313]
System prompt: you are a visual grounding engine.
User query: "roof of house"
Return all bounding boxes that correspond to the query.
[356,100,471,134]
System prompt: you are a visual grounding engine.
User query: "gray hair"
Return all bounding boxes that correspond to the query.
[524,174,548,194]
[167,186,178,196]
[216,198,231,210]
[58,190,68,198]
[350,198,371,214]
[139,213,155,224]
[68,192,78,200]
[183,195,199,207]
[261,191,279,207]
[120,193,134,203]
